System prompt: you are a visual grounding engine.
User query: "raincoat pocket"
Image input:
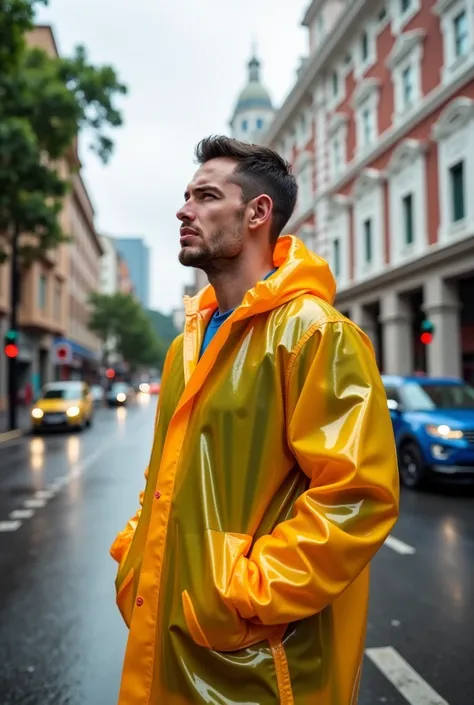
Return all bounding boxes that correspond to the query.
[116,568,135,628]
[181,530,286,652]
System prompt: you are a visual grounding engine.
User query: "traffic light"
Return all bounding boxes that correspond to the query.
[420,319,435,345]
[105,368,116,379]
[4,329,19,359]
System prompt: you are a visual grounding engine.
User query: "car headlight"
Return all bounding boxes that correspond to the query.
[66,406,81,418]
[425,424,464,440]
[31,408,44,419]
[139,383,150,393]
[116,393,126,402]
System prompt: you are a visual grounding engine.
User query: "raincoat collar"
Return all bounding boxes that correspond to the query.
[183,235,336,320]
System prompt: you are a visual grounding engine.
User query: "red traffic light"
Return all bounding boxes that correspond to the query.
[421,332,433,345]
[105,368,115,379]
[4,343,19,359]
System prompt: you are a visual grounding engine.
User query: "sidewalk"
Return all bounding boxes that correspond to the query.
[0,407,31,436]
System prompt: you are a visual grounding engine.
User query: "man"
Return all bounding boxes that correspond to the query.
[111,136,399,705]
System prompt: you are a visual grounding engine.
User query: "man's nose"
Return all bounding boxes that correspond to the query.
[176,201,196,223]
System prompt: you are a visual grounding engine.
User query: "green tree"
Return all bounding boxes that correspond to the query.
[88,293,167,373]
[0,0,127,263]
[0,0,127,430]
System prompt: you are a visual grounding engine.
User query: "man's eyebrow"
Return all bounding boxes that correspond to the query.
[184,184,224,199]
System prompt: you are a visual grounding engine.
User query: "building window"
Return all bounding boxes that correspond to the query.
[332,71,339,97]
[361,30,369,62]
[39,274,47,311]
[328,113,348,182]
[387,30,424,122]
[387,140,428,265]
[402,193,414,245]
[402,65,414,108]
[54,281,62,320]
[454,11,468,58]
[352,78,380,153]
[362,107,374,146]
[333,138,342,177]
[298,111,310,147]
[241,119,248,132]
[333,238,341,278]
[256,118,264,130]
[392,0,420,34]
[327,198,350,287]
[318,13,324,37]
[378,6,387,22]
[297,162,313,212]
[435,0,474,82]
[364,218,373,263]
[450,161,465,222]
[433,97,474,243]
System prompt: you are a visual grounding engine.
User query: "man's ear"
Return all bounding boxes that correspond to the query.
[247,194,273,231]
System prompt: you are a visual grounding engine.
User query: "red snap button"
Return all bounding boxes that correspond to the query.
[136,597,144,607]
[155,491,161,499]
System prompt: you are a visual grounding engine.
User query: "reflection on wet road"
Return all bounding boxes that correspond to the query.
[0,391,473,704]
[0,394,156,705]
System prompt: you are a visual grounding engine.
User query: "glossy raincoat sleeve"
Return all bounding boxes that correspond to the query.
[109,338,177,567]
[228,319,400,626]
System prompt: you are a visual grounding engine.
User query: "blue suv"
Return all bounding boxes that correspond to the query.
[382,376,474,489]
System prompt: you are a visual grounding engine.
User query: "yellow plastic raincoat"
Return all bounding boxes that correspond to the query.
[111,235,399,705]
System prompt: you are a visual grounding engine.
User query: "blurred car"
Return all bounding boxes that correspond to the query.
[383,375,474,489]
[31,381,93,432]
[106,382,131,407]
[90,384,105,405]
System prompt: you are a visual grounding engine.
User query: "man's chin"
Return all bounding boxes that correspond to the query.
[178,246,208,268]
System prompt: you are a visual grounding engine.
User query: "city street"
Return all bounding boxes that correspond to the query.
[0,395,472,705]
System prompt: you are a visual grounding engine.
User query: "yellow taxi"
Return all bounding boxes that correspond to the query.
[31,381,94,432]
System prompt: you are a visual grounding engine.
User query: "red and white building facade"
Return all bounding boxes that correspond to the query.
[263,0,474,382]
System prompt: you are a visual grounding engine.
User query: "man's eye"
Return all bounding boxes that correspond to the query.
[202,193,216,200]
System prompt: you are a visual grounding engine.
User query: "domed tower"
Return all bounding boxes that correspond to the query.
[230,51,274,144]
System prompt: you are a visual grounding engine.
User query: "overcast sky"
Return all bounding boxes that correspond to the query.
[37,0,310,313]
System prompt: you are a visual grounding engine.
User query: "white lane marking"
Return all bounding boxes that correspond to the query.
[48,477,68,490]
[71,439,117,476]
[366,647,450,705]
[23,498,47,509]
[35,489,56,500]
[1,418,143,531]
[384,535,416,555]
[10,509,35,520]
[0,520,22,532]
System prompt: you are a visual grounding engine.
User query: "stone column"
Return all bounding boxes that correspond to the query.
[380,292,414,375]
[350,302,380,366]
[423,275,461,378]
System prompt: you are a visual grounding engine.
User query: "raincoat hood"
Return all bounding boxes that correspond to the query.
[183,234,336,318]
[111,234,399,705]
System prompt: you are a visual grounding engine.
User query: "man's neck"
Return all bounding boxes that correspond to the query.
[207,254,274,314]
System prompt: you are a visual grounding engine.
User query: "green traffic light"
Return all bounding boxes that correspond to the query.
[421,319,435,334]
[5,329,18,342]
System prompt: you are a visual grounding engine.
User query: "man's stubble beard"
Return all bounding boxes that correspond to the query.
[178,211,245,274]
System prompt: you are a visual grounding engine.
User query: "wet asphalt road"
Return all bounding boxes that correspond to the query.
[0,394,473,705]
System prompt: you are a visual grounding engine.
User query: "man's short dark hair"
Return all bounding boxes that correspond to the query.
[195,135,298,243]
